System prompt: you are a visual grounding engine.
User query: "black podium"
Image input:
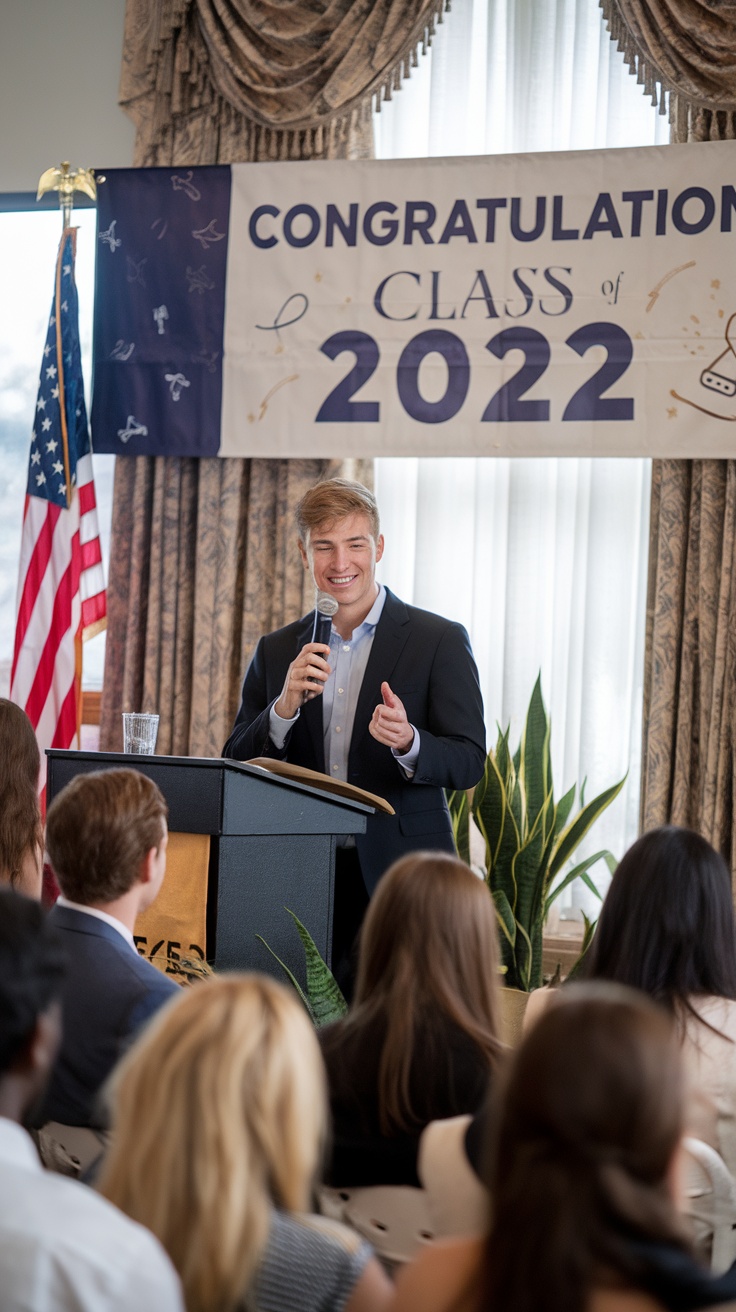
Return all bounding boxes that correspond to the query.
[46,751,374,988]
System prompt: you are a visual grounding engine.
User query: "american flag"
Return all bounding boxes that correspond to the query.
[10,226,106,804]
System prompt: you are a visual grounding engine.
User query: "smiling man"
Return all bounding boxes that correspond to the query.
[223,478,486,967]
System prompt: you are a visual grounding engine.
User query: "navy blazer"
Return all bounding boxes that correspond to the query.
[39,904,180,1128]
[222,588,486,892]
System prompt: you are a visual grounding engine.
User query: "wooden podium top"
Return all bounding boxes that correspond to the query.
[247,758,395,815]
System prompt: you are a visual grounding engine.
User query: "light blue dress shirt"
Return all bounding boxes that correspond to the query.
[269,585,420,781]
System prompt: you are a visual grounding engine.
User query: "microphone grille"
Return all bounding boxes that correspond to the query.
[316,591,339,617]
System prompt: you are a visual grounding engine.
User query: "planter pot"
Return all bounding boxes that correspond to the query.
[499,986,530,1046]
[500,984,558,1046]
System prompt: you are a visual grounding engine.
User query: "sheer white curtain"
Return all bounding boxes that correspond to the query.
[373,0,669,910]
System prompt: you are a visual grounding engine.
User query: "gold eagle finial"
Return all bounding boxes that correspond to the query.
[37,161,97,227]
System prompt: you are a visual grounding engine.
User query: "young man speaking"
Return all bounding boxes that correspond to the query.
[223,479,486,957]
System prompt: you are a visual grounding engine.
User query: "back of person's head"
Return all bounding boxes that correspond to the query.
[0,699,43,896]
[484,984,688,1312]
[99,973,326,1312]
[295,477,380,542]
[585,825,736,1014]
[0,888,65,1088]
[45,768,168,905]
[352,851,503,1131]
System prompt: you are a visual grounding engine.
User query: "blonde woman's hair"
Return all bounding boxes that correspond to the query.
[99,974,327,1312]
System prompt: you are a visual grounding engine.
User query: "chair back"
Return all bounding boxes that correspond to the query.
[682,1135,736,1274]
[317,1184,434,1273]
[418,1115,489,1237]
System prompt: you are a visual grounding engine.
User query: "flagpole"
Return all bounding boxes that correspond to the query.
[10,161,107,799]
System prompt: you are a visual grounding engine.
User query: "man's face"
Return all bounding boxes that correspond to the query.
[300,511,384,616]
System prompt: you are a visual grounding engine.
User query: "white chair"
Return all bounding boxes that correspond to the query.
[317,1184,434,1273]
[418,1115,489,1237]
[681,1135,736,1273]
[36,1121,109,1179]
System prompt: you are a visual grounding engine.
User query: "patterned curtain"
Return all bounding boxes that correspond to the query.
[604,1,736,870]
[600,0,736,128]
[100,0,431,755]
[119,0,450,163]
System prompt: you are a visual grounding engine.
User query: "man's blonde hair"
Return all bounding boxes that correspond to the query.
[295,478,380,543]
[99,974,327,1312]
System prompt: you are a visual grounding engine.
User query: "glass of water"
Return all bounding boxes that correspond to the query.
[122,712,159,755]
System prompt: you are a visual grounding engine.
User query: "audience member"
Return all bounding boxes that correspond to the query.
[38,767,179,1127]
[0,887,184,1311]
[0,698,43,898]
[393,984,736,1312]
[585,825,736,1178]
[99,973,392,1312]
[319,852,504,1187]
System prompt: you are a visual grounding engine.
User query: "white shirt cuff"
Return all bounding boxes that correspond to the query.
[392,727,420,778]
[269,702,299,750]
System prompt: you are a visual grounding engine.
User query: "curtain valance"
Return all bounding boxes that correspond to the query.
[601,0,736,134]
[121,0,449,163]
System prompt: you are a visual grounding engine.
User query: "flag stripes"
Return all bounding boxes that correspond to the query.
[10,229,106,802]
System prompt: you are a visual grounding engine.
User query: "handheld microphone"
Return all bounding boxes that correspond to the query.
[311,591,339,646]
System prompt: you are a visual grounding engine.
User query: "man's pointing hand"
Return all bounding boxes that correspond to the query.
[369,681,414,754]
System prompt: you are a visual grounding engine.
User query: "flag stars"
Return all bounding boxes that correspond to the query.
[45,438,58,453]
[41,417,52,432]
[35,471,47,486]
[36,397,46,412]
[61,300,68,313]
[43,344,52,357]
[63,264,71,275]
[52,460,64,475]
[58,484,67,497]
[46,364,57,380]
[51,386,59,400]
[31,450,41,466]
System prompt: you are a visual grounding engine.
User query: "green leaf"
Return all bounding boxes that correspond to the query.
[492,886,516,948]
[519,674,551,836]
[495,725,513,787]
[285,908,348,1027]
[474,752,521,909]
[549,777,626,879]
[566,913,598,981]
[553,783,576,838]
[512,798,550,940]
[256,934,314,1021]
[491,886,517,981]
[544,849,612,916]
[447,788,471,865]
[514,918,534,992]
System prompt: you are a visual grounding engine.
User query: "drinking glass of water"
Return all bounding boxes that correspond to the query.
[122,712,159,755]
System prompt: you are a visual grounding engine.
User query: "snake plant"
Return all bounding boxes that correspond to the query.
[257,908,348,1027]
[448,675,623,992]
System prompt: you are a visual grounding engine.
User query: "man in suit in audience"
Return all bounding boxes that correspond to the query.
[223,478,486,967]
[38,768,179,1128]
[0,887,184,1311]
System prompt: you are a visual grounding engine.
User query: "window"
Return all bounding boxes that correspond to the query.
[372,0,669,911]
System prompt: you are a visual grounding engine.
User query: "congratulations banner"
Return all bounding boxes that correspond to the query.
[92,144,736,458]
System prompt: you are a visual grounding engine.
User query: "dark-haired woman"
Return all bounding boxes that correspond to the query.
[0,698,43,898]
[319,852,504,1187]
[393,986,736,1312]
[585,825,736,1179]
